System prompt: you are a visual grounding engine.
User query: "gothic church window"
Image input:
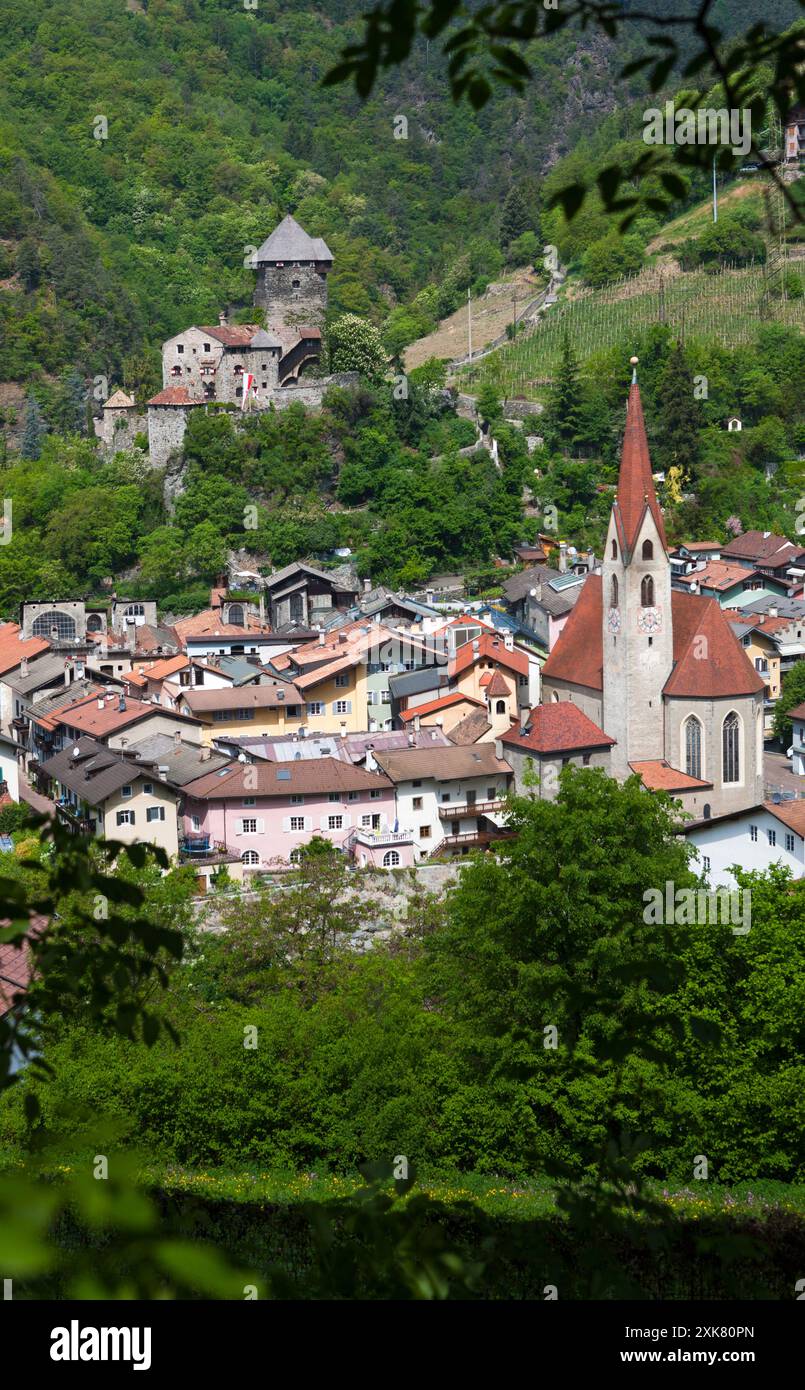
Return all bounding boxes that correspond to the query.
[641,575,654,607]
[611,540,617,559]
[611,575,619,607]
[684,716,702,780]
[642,539,654,560]
[722,711,740,784]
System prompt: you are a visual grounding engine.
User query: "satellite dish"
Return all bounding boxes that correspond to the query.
[72,746,81,758]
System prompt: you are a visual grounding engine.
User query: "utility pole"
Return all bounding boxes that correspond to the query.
[712,154,718,223]
[512,288,517,339]
[467,287,472,362]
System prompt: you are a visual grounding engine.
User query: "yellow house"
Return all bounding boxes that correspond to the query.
[176,681,307,745]
[731,617,782,732]
[293,657,368,733]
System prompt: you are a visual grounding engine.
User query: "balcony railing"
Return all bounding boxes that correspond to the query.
[179,837,240,865]
[350,827,413,848]
[437,798,507,818]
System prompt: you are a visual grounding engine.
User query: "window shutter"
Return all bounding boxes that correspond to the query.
[346,700,352,714]
[343,813,351,829]
[282,816,290,832]
[235,819,243,835]
[129,810,135,826]
[257,819,265,834]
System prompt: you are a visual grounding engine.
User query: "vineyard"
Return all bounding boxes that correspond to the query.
[460,263,805,400]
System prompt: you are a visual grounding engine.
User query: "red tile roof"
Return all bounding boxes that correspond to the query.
[485,669,512,697]
[0,622,50,676]
[450,633,529,678]
[502,703,615,754]
[629,760,712,792]
[54,693,198,737]
[147,386,203,406]
[676,560,761,592]
[399,692,483,722]
[200,324,260,347]
[721,531,805,566]
[542,575,765,699]
[172,608,271,640]
[612,383,666,555]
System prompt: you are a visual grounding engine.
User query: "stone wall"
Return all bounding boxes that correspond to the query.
[253,261,329,331]
[147,404,195,469]
[94,409,147,455]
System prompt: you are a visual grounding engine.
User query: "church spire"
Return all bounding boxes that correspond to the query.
[612,357,666,555]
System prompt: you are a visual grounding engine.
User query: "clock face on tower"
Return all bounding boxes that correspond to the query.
[607,607,621,634]
[637,606,662,635]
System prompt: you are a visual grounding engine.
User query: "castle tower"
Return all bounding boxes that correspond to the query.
[602,361,673,777]
[252,214,332,333]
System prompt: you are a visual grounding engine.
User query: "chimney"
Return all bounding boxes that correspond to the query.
[365,747,377,771]
[118,696,126,712]
[200,746,211,762]
[63,659,72,686]
[413,714,421,733]
[363,578,372,594]
[495,738,503,760]
[425,590,434,606]
[219,309,229,327]
[174,730,182,750]
[504,631,514,651]
[20,657,28,678]
[407,733,414,746]
[769,604,778,618]
[97,695,104,710]
[318,631,325,646]
[558,541,567,575]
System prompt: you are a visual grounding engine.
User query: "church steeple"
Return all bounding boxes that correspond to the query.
[611,359,666,559]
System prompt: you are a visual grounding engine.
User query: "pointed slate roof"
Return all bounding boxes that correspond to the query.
[250,328,283,349]
[612,383,666,557]
[486,669,512,697]
[255,215,331,263]
[104,389,136,409]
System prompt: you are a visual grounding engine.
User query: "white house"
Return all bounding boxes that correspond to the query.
[684,800,805,889]
[788,702,805,776]
[372,743,513,861]
[0,731,20,802]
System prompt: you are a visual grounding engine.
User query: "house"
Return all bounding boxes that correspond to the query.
[500,566,583,650]
[684,800,805,890]
[787,702,805,776]
[448,628,534,710]
[541,371,766,820]
[785,103,805,162]
[181,756,405,873]
[673,561,790,609]
[176,680,306,743]
[372,743,513,862]
[399,691,487,736]
[669,542,722,579]
[208,726,452,766]
[719,531,805,584]
[40,736,181,860]
[125,733,231,786]
[728,614,789,730]
[170,608,279,663]
[263,562,360,630]
[0,730,20,801]
[500,704,615,796]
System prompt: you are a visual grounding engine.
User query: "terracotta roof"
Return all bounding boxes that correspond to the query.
[673,540,721,552]
[172,608,271,640]
[612,383,666,556]
[502,704,615,754]
[184,756,390,801]
[0,935,35,1017]
[542,575,765,699]
[446,709,493,744]
[761,800,805,835]
[485,669,512,697]
[629,759,712,792]
[450,633,529,678]
[0,623,50,676]
[147,386,203,407]
[786,701,805,721]
[676,560,762,592]
[179,682,303,712]
[374,744,511,783]
[141,655,189,682]
[721,531,805,566]
[200,324,260,347]
[54,692,198,737]
[399,692,483,722]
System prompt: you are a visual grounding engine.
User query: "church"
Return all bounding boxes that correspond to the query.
[540,367,766,820]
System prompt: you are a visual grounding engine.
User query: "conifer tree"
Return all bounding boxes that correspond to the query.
[20,392,47,460]
[652,342,702,480]
[545,334,584,455]
[500,184,530,250]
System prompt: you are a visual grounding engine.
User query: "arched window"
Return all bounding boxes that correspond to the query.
[124,604,145,618]
[684,715,702,780]
[551,690,560,703]
[382,850,400,868]
[495,700,506,714]
[642,539,654,561]
[241,850,259,866]
[32,610,77,640]
[722,712,740,784]
[640,575,654,608]
[86,613,104,633]
[611,540,617,559]
[611,575,619,607]
[227,603,244,627]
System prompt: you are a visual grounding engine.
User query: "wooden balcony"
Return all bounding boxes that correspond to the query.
[437,798,507,818]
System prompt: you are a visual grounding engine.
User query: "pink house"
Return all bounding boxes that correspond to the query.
[181,755,415,871]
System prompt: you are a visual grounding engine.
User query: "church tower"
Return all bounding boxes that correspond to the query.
[602,361,673,778]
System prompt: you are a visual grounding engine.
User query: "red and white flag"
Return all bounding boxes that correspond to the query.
[241,373,256,409]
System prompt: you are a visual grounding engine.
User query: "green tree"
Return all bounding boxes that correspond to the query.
[652,343,703,480]
[138,526,187,596]
[500,184,530,250]
[20,392,47,460]
[543,335,584,455]
[187,521,228,581]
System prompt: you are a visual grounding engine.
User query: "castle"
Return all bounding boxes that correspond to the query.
[95,215,354,469]
[541,366,766,821]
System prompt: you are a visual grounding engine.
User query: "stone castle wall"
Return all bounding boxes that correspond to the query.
[253,262,329,332]
[94,409,147,455]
